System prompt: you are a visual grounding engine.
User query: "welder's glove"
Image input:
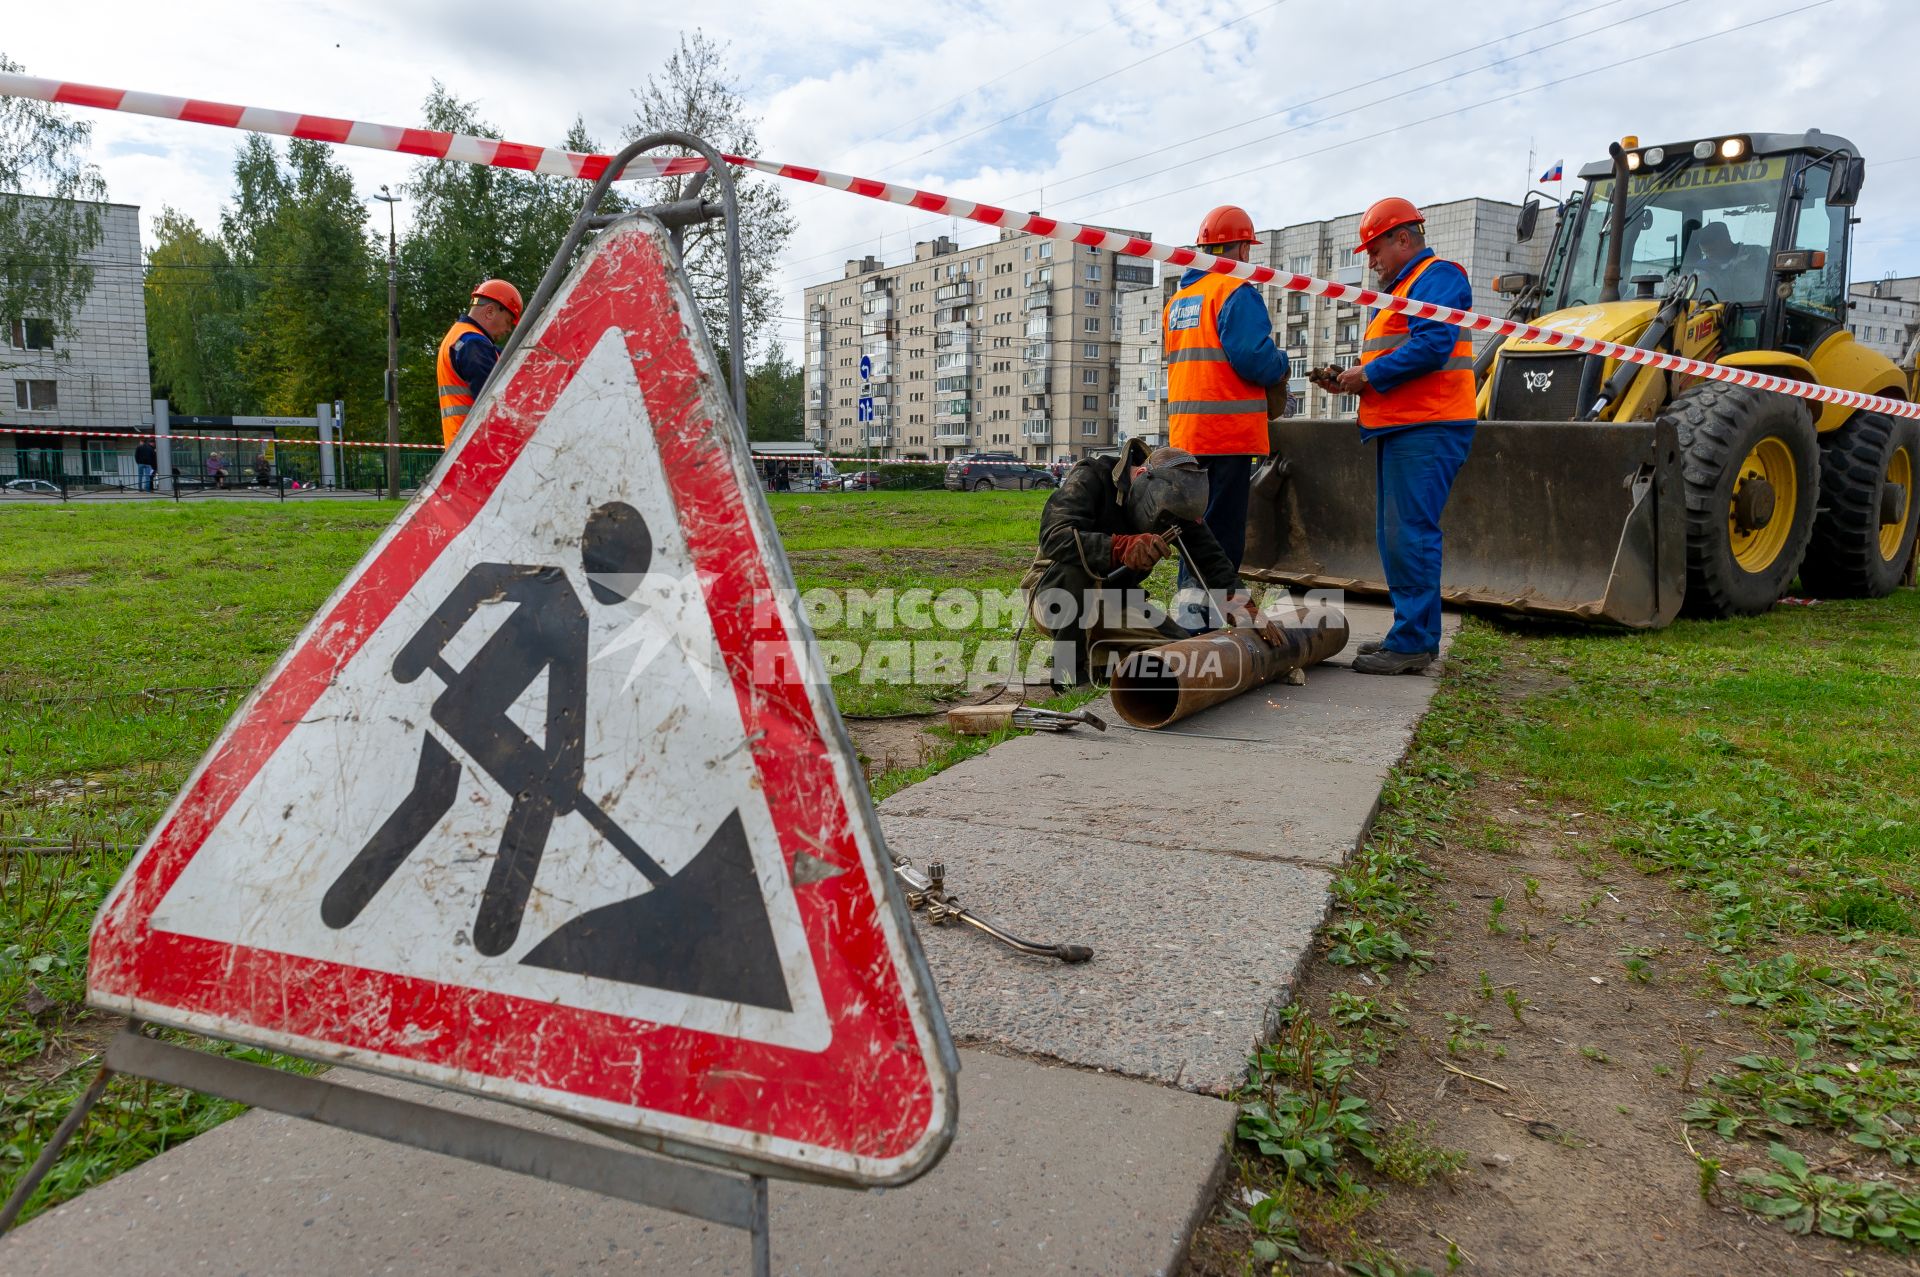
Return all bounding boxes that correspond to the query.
[1109,533,1168,573]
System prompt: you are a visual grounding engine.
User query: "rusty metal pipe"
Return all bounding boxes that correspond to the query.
[1108,608,1350,729]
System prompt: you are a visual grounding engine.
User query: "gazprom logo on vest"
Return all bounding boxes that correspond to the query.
[1168,296,1202,331]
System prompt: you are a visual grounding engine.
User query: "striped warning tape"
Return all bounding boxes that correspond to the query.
[7,71,1915,422]
[10,426,443,449]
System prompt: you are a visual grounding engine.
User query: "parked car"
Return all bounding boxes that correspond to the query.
[944,453,1055,492]
[838,470,883,491]
[2,478,61,495]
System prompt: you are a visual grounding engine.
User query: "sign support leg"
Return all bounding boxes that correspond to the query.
[3,1027,781,1266]
[0,1020,142,1232]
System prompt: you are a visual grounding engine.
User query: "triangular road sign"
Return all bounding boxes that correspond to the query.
[88,214,956,1186]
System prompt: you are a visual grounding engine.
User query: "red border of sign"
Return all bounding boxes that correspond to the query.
[88,223,945,1178]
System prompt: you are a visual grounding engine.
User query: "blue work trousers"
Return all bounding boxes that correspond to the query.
[1175,453,1253,629]
[1372,423,1474,654]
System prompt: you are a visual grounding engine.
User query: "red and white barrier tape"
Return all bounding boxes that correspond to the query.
[9,426,442,449]
[0,72,702,182]
[11,72,1916,422]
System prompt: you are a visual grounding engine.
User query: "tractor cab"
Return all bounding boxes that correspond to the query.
[1542,130,1862,359]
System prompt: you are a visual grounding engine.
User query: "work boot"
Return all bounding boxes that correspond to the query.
[1355,639,1384,656]
[1352,648,1434,676]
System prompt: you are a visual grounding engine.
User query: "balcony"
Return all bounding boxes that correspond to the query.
[1023,417,1052,440]
[1023,343,1052,364]
[934,281,974,304]
[933,329,971,350]
[934,306,970,327]
[935,399,971,422]
[1023,291,1051,312]
[860,277,891,295]
[934,428,973,446]
[863,426,896,446]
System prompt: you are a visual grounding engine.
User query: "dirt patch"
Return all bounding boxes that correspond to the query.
[1185,780,1915,1277]
[786,546,1029,578]
[845,714,946,779]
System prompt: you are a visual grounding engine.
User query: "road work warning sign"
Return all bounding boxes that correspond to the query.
[86,214,955,1185]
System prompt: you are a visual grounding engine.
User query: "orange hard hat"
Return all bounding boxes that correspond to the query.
[472,278,523,322]
[1196,205,1258,248]
[1353,197,1425,254]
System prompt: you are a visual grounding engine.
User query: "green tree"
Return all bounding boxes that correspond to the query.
[627,30,794,365]
[744,346,803,441]
[394,83,614,443]
[144,208,249,413]
[221,139,383,430]
[0,53,107,356]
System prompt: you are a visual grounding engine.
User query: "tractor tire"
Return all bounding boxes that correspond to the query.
[1660,380,1819,618]
[1799,411,1920,599]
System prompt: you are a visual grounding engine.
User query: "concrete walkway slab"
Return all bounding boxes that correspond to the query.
[5,1051,1232,1277]
[889,814,1330,1093]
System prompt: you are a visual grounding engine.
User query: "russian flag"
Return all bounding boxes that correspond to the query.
[1539,159,1564,183]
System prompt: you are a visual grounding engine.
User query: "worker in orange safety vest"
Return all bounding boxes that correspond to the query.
[1162,205,1289,630]
[436,279,523,446]
[1317,197,1476,676]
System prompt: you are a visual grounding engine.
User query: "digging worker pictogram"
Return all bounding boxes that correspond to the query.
[318,500,790,1009]
[436,278,523,446]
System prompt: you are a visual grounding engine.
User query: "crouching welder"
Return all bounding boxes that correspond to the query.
[1021,440,1285,686]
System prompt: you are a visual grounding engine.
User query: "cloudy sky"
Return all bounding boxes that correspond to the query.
[5,0,1916,356]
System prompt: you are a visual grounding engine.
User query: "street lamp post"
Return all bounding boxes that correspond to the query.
[372,186,402,500]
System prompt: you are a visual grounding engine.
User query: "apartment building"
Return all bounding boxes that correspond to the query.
[1115,277,1174,448]
[802,228,1155,463]
[0,199,153,483]
[1847,277,1919,363]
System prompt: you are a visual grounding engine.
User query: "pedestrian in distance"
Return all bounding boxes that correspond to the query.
[134,437,157,492]
[437,279,523,447]
[1163,205,1289,630]
[253,453,272,487]
[207,451,227,489]
[1314,198,1475,676]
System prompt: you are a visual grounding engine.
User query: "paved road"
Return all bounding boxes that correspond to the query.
[7,600,1454,1275]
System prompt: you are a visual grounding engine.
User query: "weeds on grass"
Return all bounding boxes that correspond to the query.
[1739,1142,1920,1250]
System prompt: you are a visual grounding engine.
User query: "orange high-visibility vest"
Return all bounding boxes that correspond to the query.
[1163,272,1270,456]
[1357,255,1476,431]
[436,318,491,446]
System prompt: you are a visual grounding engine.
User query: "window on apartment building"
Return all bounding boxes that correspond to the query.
[1288,254,1311,274]
[1084,317,1100,332]
[84,438,119,474]
[1082,395,1099,411]
[1039,243,1053,259]
[1136,406,1148,421]
[1082,368,1099,385]
[14,379,57,410]
[1138,317,1151,334]
[7,318,53,351]
[1085,290,1101,306]
[1024,246,1032,261]
[1137,376,1148,392]
[1083,342,1100,358]
[1085,265,1102,281]
[1080,419,1097,436]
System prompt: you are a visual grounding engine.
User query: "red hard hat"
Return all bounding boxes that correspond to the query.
[1196,205,1258,248]
[1353,197,1425,254]
[472,278,524,322]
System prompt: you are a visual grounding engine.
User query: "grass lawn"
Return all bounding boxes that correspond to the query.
[1192,591,1920,1273]
[0,489,1056,1221]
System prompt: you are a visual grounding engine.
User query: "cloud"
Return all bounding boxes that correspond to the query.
[3,0,1914,360]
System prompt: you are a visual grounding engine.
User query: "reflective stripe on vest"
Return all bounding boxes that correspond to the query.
[435,319,490,446]
[1357,255,1477,431]
[1163,273,1270,456]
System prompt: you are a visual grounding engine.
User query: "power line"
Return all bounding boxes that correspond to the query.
[1060,0,1835,227]
[853,0,1289,180]
[770,0,1687,285]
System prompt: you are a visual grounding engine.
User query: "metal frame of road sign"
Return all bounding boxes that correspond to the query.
[2,134,955,1272]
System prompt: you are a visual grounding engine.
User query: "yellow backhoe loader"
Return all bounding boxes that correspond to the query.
[1246,129,1919,627]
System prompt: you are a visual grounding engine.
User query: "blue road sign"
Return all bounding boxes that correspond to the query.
[858,396,874,423]
[859,355,872,382]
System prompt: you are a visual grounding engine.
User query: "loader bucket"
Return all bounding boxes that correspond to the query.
[1242,418,1685,629]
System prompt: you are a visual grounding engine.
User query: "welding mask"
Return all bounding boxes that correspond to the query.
[1124,447,1208,532]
